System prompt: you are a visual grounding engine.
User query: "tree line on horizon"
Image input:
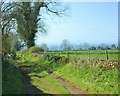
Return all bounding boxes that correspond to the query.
[39,39,118,51]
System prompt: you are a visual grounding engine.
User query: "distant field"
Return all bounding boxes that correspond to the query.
[45,49,119,60]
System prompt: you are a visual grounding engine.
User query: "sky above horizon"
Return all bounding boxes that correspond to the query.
[35,2,118,47]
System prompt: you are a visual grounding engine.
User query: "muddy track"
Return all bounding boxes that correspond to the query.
[29,61,88,95]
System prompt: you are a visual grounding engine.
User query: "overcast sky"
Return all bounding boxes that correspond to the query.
[35,2,118,47]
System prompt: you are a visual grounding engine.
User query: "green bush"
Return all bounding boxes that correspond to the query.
[29,46,44,53]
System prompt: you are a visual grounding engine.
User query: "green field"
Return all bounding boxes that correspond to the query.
[45,49,119,60]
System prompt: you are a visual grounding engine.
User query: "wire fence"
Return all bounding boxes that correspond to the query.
[44,50,119,60]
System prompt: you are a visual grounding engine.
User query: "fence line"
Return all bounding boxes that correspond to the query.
[44,50,119,60]
[45,51,119,55]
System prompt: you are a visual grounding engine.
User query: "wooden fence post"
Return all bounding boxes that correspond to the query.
[76,50,77,56]
[106,50,108,60]
[68,52,69,57]
[59,52,60,56]
[88,51,90,60]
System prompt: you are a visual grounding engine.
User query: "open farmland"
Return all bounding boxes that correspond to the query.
[45,50,119,60]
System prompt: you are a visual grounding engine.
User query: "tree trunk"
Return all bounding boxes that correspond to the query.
[26,38,35,49]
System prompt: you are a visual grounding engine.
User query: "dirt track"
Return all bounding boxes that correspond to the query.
[20,60,88,95]
[33,62,88,95]
[19,59,118,96]
[51,73,87,95]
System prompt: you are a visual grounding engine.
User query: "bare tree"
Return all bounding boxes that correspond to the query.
[40,43,49,51]
[83,42,89,50]
[111,44,116,49]
[61,39,71,50]
[2,1,67,48]
[1,2,19,59]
